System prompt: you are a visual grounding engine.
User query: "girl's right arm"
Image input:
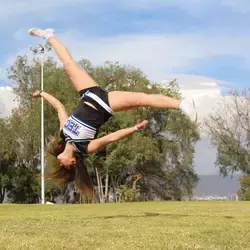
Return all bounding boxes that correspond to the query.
[32,90,69,130]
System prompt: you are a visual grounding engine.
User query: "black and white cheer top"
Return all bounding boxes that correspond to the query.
[60,86,113,154]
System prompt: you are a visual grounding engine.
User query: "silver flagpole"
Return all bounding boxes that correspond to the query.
[40,53,45,204]
[30,43,50,204]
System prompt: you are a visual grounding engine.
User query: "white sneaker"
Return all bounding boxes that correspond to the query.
[28,28,55,39]
[180,97,198,123]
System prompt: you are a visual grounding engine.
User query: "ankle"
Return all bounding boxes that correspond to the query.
[44,32,54,40]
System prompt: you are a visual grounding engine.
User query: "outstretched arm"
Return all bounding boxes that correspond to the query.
[32,90,69,130]
[87,120,148,153]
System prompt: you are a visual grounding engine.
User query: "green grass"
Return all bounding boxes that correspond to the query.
[0,202,250,250]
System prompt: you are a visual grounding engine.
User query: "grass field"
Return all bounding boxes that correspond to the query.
[0,202,250,250]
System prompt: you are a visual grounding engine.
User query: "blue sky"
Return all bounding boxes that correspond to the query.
[0,0,250,90]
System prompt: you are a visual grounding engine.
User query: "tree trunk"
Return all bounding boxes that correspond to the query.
[0,158,4,203]
[95,168,104,203]
[131,174,143,201]
[104,171,109,202]
[95,168,101,202]
[99,173,104,203]
[111,175,117,203]
[0,187,5,203]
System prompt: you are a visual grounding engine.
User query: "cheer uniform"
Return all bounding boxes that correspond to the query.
[60,86,113,154]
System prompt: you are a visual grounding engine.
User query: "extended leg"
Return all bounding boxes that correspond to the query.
[108,91,197,122]
[28,28,97,91]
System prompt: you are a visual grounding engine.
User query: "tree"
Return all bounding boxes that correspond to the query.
[0,156,11,203]
[6,56,200,203]
[0,119,7,202]
[238,175,250,200]
[0,118,16,203]
[6,56,77,203]
[0,116,41,203]
[85,60,200,201]
[204,89,250,176]
[5,166,40,204]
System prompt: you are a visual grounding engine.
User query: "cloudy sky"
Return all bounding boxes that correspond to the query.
[0,0,249,174]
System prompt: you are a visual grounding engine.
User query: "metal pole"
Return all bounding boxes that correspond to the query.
[30,44,50,204]
[41,55,45,204]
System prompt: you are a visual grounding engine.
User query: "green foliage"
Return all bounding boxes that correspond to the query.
[238,175,250,201]
[0,118,17,203]
[2,56,200,203]
[115,185,134,202]
[5,166,40,204]
[0,158,9,203]
[204,89,250,176]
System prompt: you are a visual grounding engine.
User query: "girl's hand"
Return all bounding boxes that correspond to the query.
[135,120,148,131]
[32,90,42,98]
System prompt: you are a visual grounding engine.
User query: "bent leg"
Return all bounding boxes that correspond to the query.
[48,37,97,91]
[108,91,180,112]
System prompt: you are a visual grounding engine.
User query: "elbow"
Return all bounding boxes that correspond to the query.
[56,103,65,111]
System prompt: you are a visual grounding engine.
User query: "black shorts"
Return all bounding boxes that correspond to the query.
[78,86,111,107]
[77,86,113,128]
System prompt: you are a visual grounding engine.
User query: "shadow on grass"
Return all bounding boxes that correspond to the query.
[224,216,234,219]
[92,212,189,220]
[90,213,235,220]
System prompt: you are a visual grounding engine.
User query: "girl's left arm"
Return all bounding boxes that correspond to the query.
[87,120,148,153]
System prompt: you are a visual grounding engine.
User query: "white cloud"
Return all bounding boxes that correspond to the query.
[55,31,250,83]
[6,29,245,123]
[5,1,250,79]
[0,68,8,81]
[6,30,239,121]
[162,74,229,121]
[0,86,18,118]
[54,29,247,122]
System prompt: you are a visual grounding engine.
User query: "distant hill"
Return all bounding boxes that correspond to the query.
[194,175,241,196]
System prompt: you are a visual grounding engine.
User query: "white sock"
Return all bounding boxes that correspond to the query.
[44,33,54,40]
[179,99,185,111]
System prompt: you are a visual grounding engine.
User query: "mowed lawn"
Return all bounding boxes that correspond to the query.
[0,202,250,250]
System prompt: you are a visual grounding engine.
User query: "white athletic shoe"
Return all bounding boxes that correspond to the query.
[28,28,55,39]
[180,97,198,123]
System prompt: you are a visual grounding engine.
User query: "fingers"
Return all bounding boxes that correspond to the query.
[135,120,148,131]
[135,120,148,128]
[140,120,148,126]
[32,90,41,98]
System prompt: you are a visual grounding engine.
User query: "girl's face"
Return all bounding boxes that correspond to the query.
[57,150,76,168]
